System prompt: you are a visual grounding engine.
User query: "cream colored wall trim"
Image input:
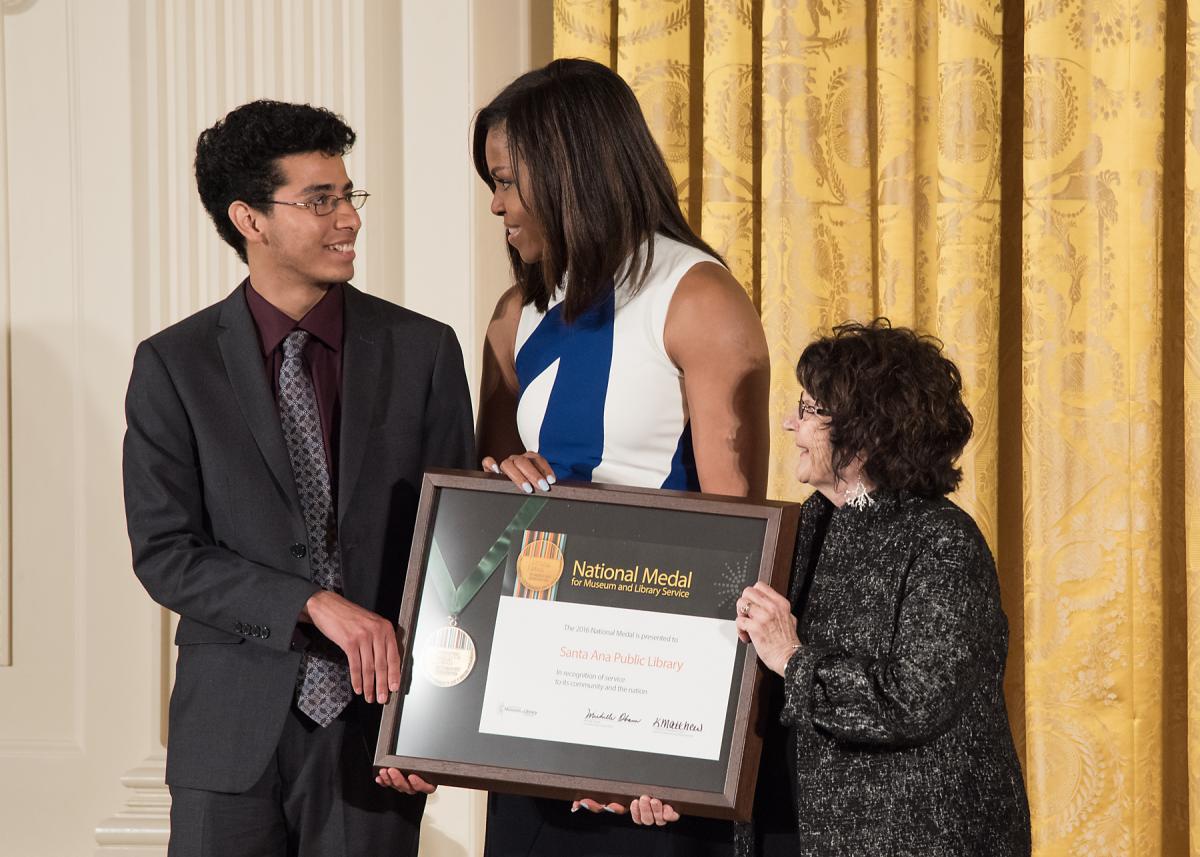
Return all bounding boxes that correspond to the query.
[0,0,13,669]
[95,758,171,851]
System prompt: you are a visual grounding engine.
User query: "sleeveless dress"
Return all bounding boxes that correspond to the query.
[483,234,738,856]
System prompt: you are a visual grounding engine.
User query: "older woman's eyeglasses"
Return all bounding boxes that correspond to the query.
[798,400,831,421]
[256,190,370,216]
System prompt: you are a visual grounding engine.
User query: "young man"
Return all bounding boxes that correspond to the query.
[122,100,473,856]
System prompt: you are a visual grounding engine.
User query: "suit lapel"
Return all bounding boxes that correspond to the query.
[216,286,302,513]
[337,285,382,528]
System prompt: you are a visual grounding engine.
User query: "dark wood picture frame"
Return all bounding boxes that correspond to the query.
[374,469,799,821]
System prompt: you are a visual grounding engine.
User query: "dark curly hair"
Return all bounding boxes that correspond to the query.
[796,319,974,498]
[194,100,356,263]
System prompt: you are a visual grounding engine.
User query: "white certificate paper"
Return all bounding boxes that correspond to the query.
[478,596,740,760]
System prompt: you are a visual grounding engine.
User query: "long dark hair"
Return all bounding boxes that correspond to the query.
[797,319,974,498]
[472,58,721,323]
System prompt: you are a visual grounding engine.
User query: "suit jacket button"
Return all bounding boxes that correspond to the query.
[262,626,271,639]
[235,622,244,634]
[290,543,307,559]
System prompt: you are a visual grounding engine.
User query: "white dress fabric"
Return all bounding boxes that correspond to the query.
[513,232,720,491]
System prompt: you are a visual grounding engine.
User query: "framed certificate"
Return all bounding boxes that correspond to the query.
[374,469,800,820]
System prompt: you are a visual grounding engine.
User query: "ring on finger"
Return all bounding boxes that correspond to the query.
[739,603,751,616]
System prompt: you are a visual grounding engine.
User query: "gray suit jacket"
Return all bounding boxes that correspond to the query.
[123,283,474,792]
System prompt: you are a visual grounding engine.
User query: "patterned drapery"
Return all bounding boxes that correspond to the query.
[555,1,1194,853]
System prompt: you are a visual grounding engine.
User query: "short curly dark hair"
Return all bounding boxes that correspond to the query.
[194,100,356,263]
[796,319,974,498]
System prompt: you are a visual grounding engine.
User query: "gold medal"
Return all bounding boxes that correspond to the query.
[517,538,565,591]
[421,621,476,687]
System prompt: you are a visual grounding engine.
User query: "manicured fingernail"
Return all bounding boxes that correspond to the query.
[570,804,580,813]
[604,806,619,813]
[547,475,557,484]
[537,478,550,492]
[490,463,501,474]
[521,482,533,494]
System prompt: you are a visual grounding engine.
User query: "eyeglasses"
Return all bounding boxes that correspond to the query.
[256,190,370,216]
[798,400,831,421]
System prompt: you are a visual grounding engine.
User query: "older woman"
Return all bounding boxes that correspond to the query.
[736,320,1031,856]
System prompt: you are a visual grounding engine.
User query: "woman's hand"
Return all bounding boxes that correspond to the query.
[571,797,625,814]
[482,451,556,494]
[374,768,438,795]
[736,581,801,676]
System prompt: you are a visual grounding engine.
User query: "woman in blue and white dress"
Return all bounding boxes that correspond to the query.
[472,59,778,857]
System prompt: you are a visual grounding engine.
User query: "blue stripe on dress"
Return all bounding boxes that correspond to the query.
[662,420,699,490]
[515,291,615,483]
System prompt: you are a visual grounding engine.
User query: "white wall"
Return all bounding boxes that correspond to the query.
[0,1,546,854]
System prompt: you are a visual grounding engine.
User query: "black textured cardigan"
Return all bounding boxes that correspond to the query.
[739,489,1031,857]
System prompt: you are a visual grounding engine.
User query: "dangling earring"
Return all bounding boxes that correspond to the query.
[844,480,875,510]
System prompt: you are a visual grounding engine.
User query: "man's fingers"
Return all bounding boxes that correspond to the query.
[373,629,391,704]
[345,643,364,696]
[386,628,402,695]
[407,773,438,794]
[662,803,680,823]
[376,767,414,794]
[359,632,377,703]
[374,768,438,795]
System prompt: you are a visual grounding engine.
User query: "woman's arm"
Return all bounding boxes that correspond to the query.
[663,263,771,499]
[782,513,1000,748]
[476,286,525,462]
[476,286,557,491]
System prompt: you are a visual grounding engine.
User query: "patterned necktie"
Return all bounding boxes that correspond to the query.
[279,330,352,726]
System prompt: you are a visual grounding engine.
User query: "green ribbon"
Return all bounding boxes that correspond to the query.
[427,497,547,616]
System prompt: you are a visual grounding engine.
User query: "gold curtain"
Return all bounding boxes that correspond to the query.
[555,0,1192,853]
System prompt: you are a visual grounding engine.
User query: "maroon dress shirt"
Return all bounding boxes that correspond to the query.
[244,281,344,493]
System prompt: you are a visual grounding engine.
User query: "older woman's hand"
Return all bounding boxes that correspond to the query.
[736,581,801,676]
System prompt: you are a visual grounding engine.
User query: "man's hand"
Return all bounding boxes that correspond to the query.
[375,768,438,795]
[303,590,401,704]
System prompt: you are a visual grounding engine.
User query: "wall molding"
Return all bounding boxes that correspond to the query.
[0,737,84,756]
[0,0,12,669]
[94,757,170,853]
[3,1,38,16]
